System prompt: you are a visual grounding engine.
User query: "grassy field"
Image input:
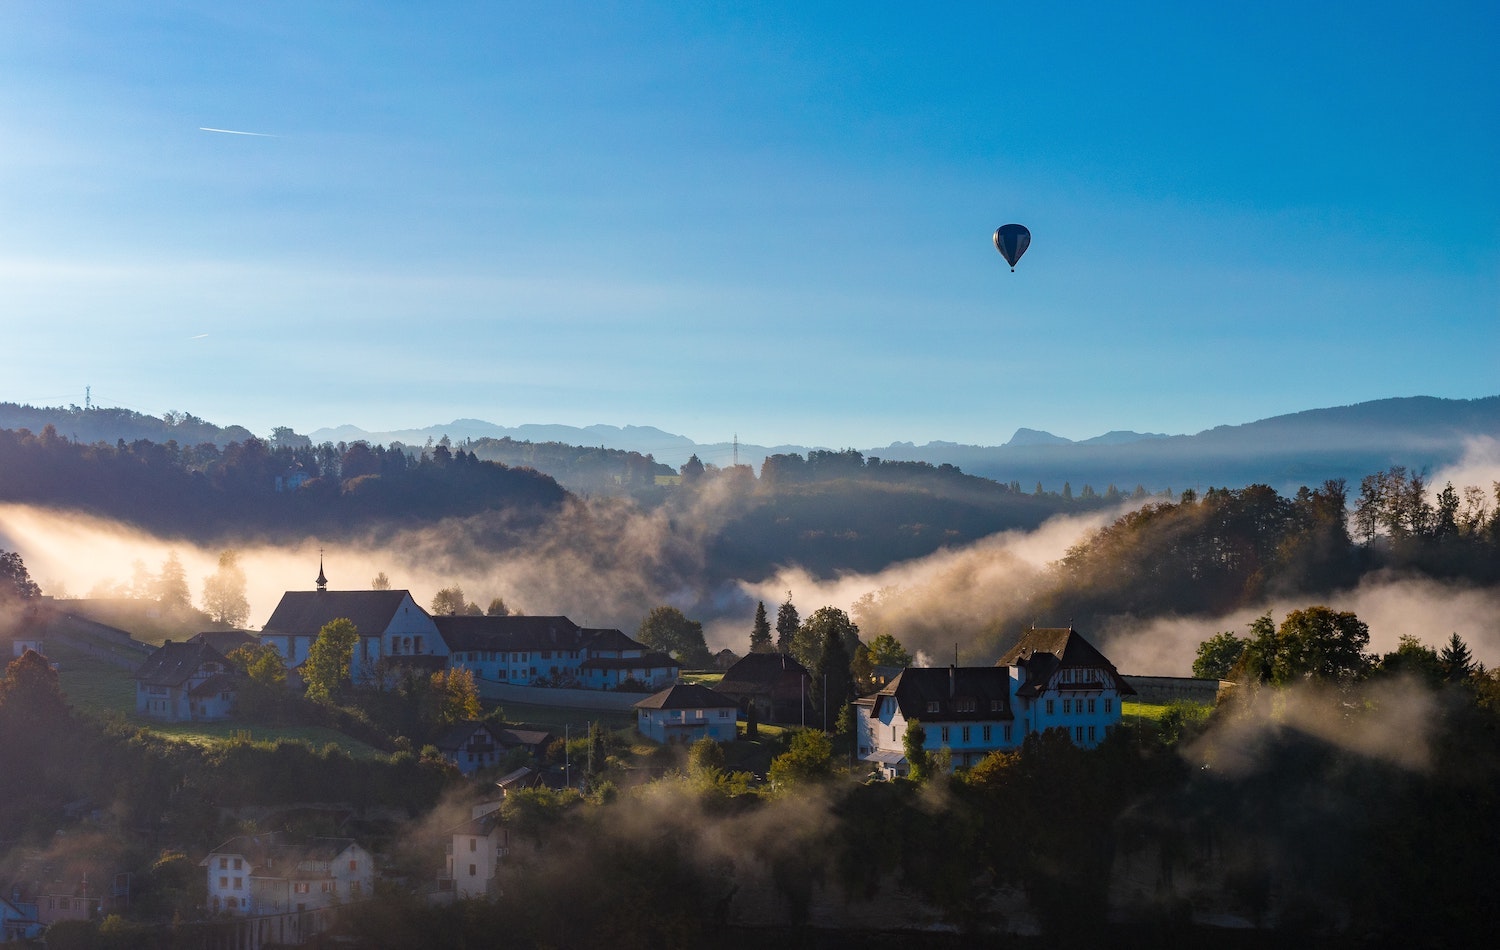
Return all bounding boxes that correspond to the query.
[489,699,636,734]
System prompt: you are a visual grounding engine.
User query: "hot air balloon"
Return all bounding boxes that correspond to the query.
[993,224,1030,271]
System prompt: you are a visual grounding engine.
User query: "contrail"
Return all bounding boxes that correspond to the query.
[200,127,275,137]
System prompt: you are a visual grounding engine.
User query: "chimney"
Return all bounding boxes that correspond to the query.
[949,664,956,698]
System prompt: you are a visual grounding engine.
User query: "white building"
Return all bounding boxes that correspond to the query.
[434,616,678,690]
[856,626,1134,778]
[201,834,374,917]
[633,683,738,743]
[259,570,444,685]
[442,812,508,899]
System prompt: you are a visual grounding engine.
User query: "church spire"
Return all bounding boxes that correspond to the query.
[316,550,328,592]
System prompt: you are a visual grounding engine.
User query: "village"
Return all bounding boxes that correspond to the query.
[0,558,1219,946]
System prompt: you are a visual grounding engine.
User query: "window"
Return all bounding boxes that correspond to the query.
[1045,700,1054,715]
[1063,699,1072,715]
[940,726,950,743]
[295,883,310,895]
[349,858,358,871]
[233,858,242,870]
[961,726,971,743]
[227,897,237,909]
[1088,698,1096,714]
[719,709,730,718]
[414,636,423,653]
[956,698,975,713]
[469,864,477,877]
[1104,698,1113,714]
[1088,726,1096,741]
[1075,726,1084,742]
[542,650,552,660]
[990,700,1003,712]
[1003,724,1012,742]
[470,838,477,852]
[219,876,228,888]
[982,725,991,742]
[219,858,228,870]
[233,877,242,890]
[926,701,940,713]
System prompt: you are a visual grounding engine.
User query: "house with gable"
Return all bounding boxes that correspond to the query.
[259,564,443,685]
[856,626,1134,778]
[201,833,374,919]
[434,720,504,775]
[634,683,739,743]
[856,666,1020,778]
[133,640,238,722]
[715,652,813,724]
[995,625,1136,747]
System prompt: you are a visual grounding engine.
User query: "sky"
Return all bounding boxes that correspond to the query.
[1,2,1496,449]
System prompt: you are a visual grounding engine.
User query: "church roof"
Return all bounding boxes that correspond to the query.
[262,590,415,639]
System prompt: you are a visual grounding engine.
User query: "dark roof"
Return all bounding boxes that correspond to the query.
[994,627,1135,696]
[579,652,679,671]
[203,834,364,878]
[445,810,505,838]
[494,727,552,749]
[262,590,416,639]
[634,682,738,710]
[717,652,810,693]
[133,641,229,687]
[581,627,645,653]
[872,667,1016,722]
[187,630,260,654]
[433,615,584,652]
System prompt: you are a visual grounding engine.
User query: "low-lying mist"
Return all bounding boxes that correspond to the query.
[4,432,1499,676]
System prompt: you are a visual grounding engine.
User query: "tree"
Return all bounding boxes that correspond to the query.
[1377,635,1444,688]
[637,606,712,668]
[688,737,726,778]
[201,550,250,626]
[304,618,358,702]
[431,586,480,616]
[371,572,391,590]
[903,718,932,784]
[1271,606,1373,686]
[792,606,859,673]
[0,549,41,602]
[749,601,773,654]
[1192,631,1246,680]
[866,633,913,669]
[680,454,705,484]
[775,595,799,654]
[228,643,287,690]
[154,551,192,611]
[767,729,834,787]
[430,668,481,725]
[486,597,511,617]
[1439,633,1476,682]
[808,609,858,732]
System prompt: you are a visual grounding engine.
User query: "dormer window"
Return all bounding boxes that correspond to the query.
[926,701,940,713]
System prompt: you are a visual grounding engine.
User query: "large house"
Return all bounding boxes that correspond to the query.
[433,615,678,690]
[201,834,374,919]
[856,626,1134,778]
[634,683,739,743]
[133,640,238,722]
[259,575,444,685]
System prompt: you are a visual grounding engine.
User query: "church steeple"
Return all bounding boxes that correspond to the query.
[316,551,328,592]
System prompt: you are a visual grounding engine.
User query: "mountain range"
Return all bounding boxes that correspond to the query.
[308,396,1500,495]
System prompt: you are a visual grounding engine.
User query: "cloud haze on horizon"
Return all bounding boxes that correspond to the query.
[0,2,1495,448]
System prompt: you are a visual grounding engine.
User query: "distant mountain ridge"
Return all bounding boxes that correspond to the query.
[5,396,1496,497]
[308,396,1500,495]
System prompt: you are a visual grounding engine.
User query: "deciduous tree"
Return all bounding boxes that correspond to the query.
[638,606,712,668]
[304,618,358,702]
[201,550,250,626]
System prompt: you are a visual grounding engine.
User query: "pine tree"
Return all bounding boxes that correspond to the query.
[775,595,799,654]
[1440,632,1475,682]
[749,601,773,653]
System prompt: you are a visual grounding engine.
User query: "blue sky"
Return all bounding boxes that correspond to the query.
[2,2,1495,448]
